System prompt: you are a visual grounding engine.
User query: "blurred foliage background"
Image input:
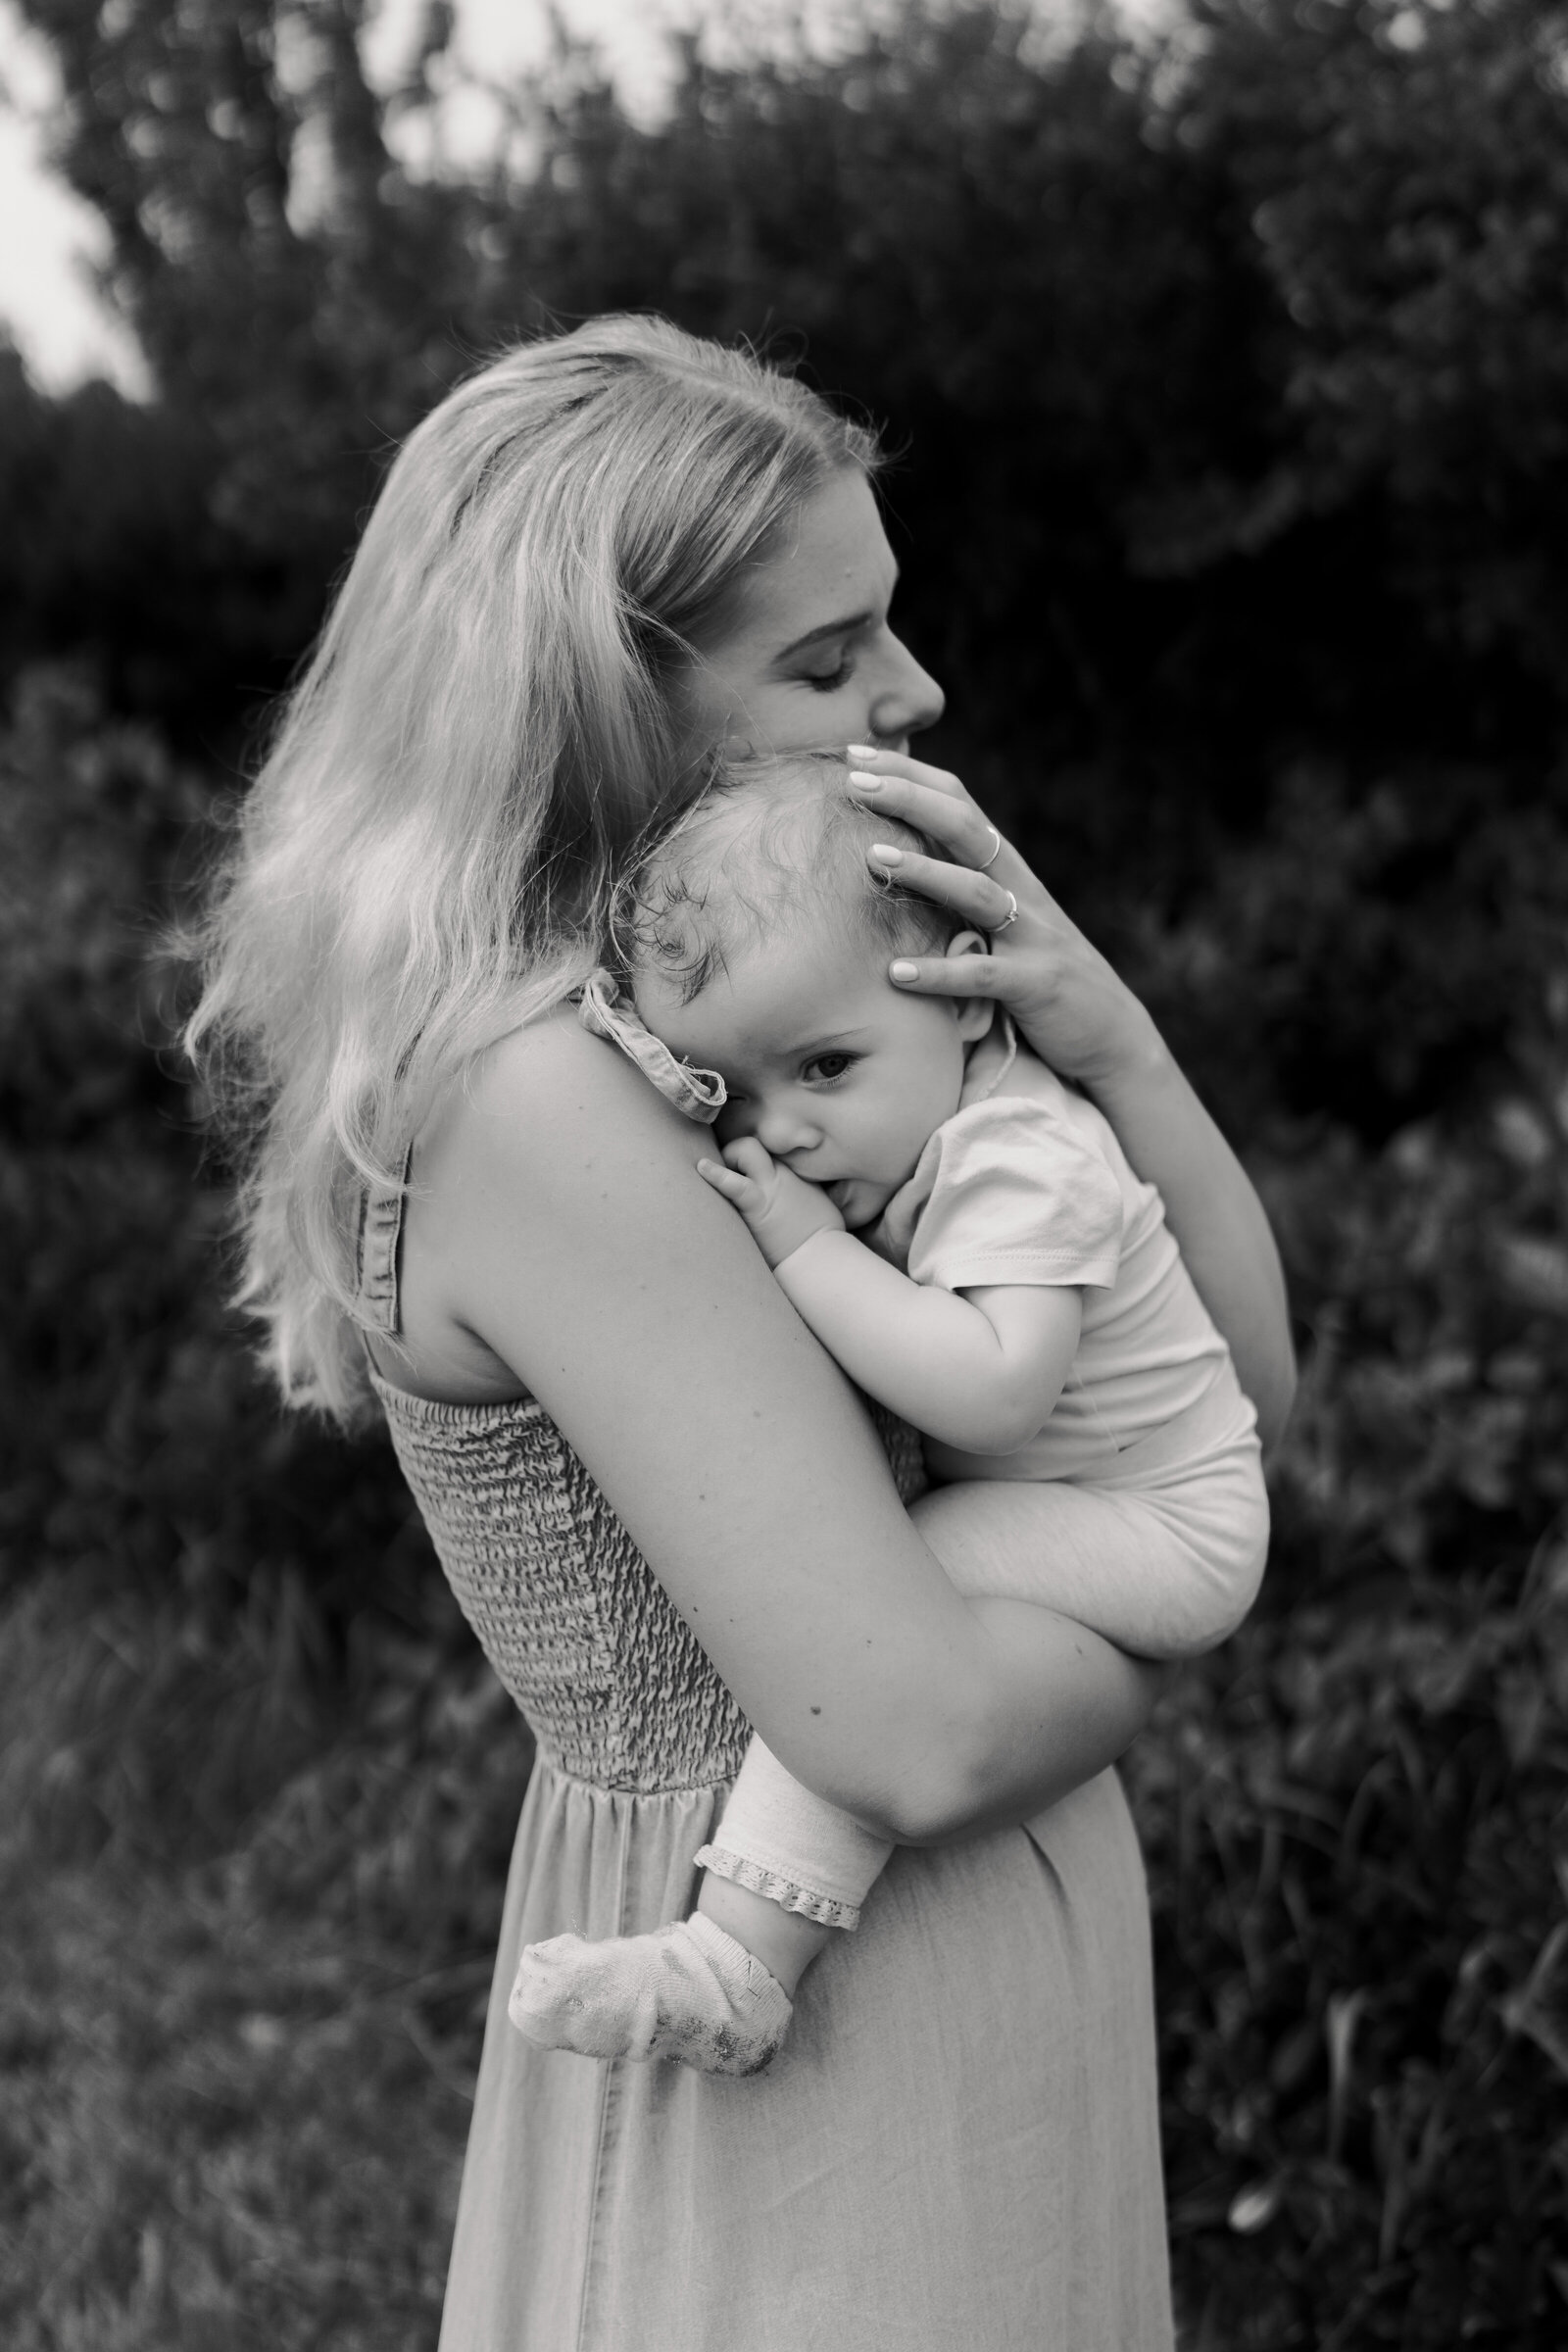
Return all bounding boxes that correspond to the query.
[3,0,1567,2343]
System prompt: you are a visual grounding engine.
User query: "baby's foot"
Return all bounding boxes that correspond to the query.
[508,1911,793,2076]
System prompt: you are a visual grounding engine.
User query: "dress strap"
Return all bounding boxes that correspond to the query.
[357,1143,414,1338]
[359,972,718,1348]
[579,969,727,1125]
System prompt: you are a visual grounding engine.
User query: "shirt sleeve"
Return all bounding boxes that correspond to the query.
[905,1094,1125,1294]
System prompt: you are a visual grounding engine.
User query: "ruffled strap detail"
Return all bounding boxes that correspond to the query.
[693,1842,863,1932]
[579,969,727,1125]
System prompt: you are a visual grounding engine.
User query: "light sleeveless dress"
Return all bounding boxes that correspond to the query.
[361,991,1175,2352]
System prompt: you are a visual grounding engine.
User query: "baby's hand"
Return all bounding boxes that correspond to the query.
[697,1140,846,1270]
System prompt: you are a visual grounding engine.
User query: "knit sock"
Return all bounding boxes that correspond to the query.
[508,1911,794,2077]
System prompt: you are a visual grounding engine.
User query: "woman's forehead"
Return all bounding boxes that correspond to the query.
[722,472,897,656]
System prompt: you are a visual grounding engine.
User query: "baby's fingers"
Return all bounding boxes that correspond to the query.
[721,1137,777,1182]
[697,1157,756,1208]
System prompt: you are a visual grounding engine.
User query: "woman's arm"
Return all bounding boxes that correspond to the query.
[843,749,1297,1450]
[1075,1032,1295,1447]
[403,1009,1159,1844]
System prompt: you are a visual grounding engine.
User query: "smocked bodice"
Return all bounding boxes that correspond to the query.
[372,1371,925,1793]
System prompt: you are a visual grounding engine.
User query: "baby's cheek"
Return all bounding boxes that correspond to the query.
[877,1111,937,1187]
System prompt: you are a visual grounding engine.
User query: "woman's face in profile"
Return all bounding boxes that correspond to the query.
[676,469,945,760]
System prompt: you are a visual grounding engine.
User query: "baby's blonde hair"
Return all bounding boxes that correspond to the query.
[186,316,879,1420]
[611,754,962,1007]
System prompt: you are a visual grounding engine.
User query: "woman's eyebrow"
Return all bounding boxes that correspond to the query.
[772,612,873,662]
[772,567,901,664]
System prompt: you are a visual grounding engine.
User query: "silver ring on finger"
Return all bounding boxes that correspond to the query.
[976,823,1004,871]
[993,889,1020,933]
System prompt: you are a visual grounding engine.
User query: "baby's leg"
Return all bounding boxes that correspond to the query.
[511,1470,1265,2076]
[510,1739,891,2076]
[509,1908,794,2077]
[908,1459,1268,1659]
[648,1470,1262,2064]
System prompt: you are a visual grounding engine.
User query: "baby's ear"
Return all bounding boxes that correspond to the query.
[943,931,996,1042]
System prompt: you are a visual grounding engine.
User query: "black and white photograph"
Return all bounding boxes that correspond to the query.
[2,1,1564,2345]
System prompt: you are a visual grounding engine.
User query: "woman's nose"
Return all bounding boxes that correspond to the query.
[868,633,945,744]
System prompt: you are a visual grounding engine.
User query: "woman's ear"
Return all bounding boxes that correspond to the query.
[944,931,996,1042]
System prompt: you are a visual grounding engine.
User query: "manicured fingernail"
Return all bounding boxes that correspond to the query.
[869,842,904,865]
[890,959,918,983]
[846,743,880,759]
[848,769,882,793]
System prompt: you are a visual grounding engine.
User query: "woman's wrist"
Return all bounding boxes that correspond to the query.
[1034,991,1170,1108]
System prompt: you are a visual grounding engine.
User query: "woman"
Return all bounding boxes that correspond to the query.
[191,317,1293,2349]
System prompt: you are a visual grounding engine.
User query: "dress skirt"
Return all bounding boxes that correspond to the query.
[439,1752,1174,2351]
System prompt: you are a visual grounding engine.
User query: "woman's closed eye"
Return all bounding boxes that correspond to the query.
[801,649,856,694]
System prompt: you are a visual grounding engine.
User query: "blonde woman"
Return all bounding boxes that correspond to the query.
[191,318,1294,2351]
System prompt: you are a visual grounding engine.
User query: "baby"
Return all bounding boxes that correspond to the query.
[510,756,1268,2075]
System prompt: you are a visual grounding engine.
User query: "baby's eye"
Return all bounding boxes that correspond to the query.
[803,1052,857,1084]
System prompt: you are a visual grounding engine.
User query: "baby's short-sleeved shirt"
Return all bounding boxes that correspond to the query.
[577,975,1244,1489]
[865,1016,1235,1484]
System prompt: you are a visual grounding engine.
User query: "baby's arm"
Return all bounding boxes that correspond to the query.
[700,1138,1081,1454]
[782,1247,1079,1455]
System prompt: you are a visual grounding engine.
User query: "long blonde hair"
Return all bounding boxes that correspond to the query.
[187,317,880,1421]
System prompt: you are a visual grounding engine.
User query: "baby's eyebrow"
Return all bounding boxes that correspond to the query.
[789,1026,874,1054]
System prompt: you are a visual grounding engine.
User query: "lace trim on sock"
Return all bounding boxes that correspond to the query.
[694,1843,861,1931]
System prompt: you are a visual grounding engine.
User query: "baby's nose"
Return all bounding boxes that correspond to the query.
[756,1104,820,1157]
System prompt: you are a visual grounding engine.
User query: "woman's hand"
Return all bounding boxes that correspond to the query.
[846,744,1298,1451]
[844,745,1162,1094]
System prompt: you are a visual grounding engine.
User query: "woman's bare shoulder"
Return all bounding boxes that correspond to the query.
[438,1002,706,1181]
[391,1004,710,1400]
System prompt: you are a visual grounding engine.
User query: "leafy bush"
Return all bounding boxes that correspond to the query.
[1129,1087,1568,2343]
[0,666,435,1664]
[11,0,1568,795]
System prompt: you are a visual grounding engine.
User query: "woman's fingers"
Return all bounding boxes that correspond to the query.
[846,745,967,800]
[866,840,1021,932]
[846,748,1013,877]
[886,951,1007,998]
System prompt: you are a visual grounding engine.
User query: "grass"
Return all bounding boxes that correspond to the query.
[1127,1546,1568,2351]
[0,1575,532,2352]
[2,1868,464,2348]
